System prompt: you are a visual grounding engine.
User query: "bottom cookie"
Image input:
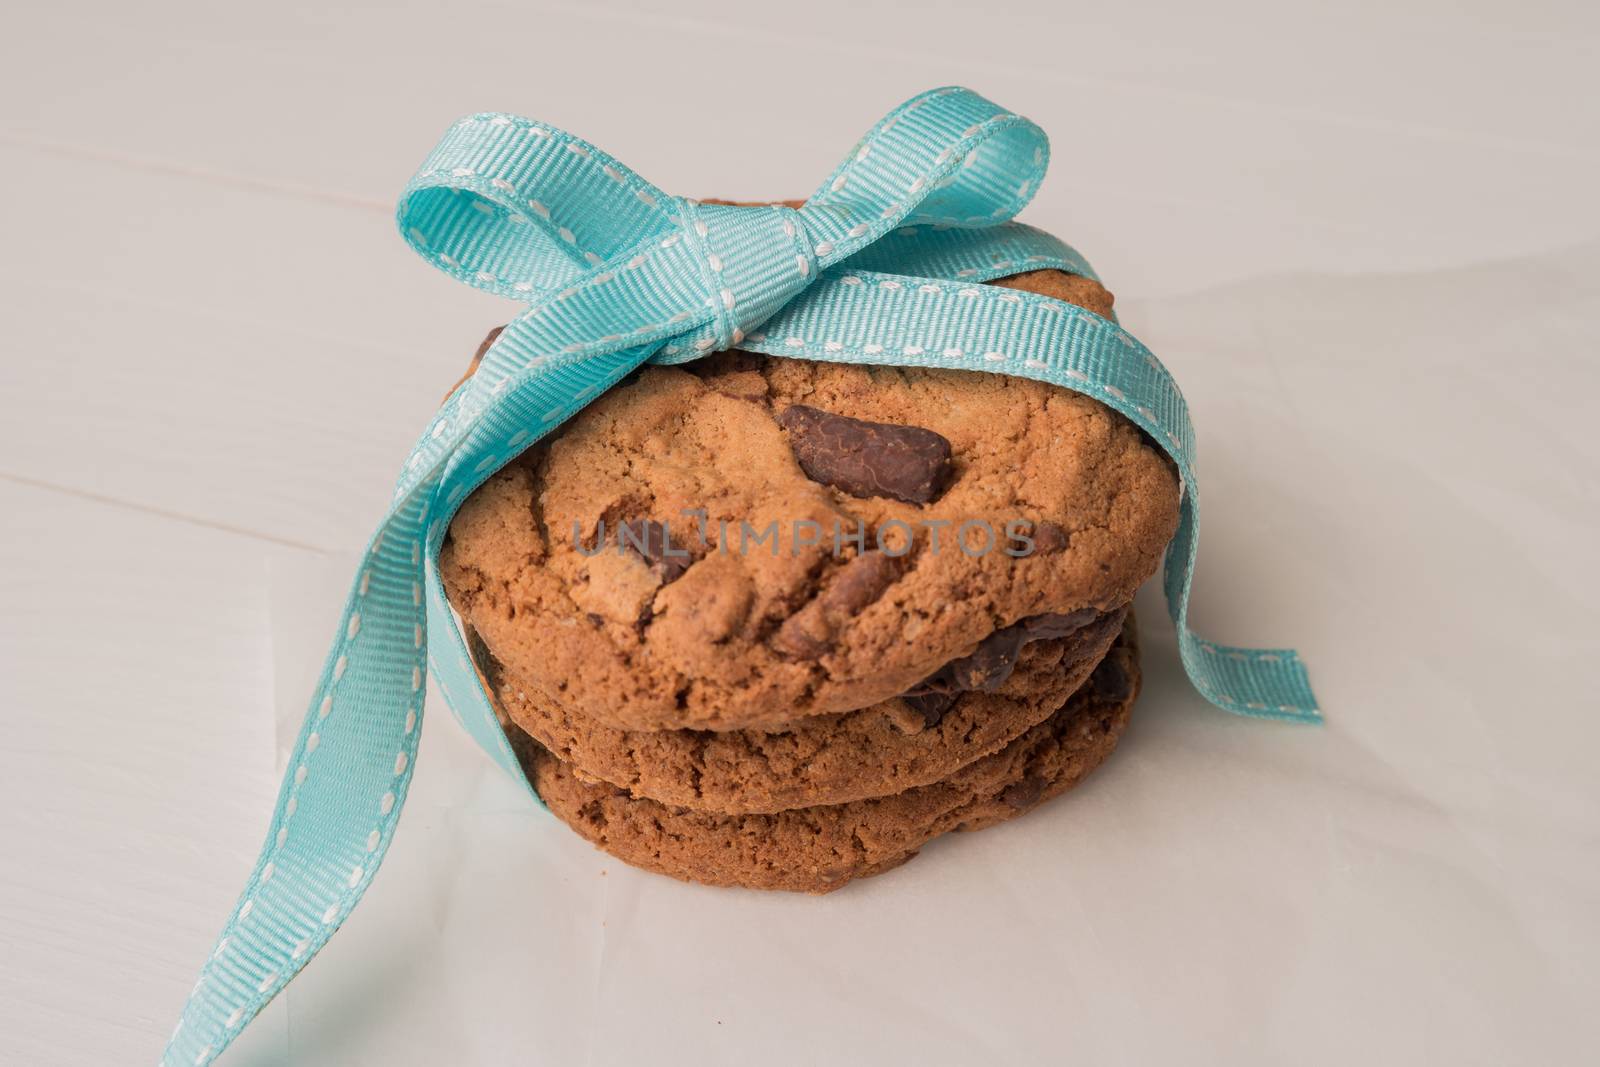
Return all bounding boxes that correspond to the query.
[512,620,1140,893]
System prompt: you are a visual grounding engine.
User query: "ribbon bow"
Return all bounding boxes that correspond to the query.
[163,87,1317,1066]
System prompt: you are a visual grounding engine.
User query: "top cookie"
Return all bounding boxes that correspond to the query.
[441,270,1179,732]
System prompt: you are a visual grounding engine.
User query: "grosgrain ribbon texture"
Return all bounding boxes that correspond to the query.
[162,86,1318,1066]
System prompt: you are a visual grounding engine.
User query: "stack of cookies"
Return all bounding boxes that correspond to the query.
[441,269,1180,892]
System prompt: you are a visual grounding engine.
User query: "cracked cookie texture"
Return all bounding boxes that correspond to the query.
[440,269,1178,733]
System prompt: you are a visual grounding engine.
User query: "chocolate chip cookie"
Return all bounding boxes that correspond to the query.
[469,604,1126,814]
[441,269,1179,732]
[513,619,1141,893]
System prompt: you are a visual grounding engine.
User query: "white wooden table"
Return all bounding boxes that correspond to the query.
[4,3,1597,1063]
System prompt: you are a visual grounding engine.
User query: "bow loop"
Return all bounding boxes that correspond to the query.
[394,88,1068,500]
[397,87,1052,380]
[397,113,675,300]
[803,87,1049,240]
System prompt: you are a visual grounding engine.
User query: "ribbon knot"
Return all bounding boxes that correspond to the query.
[394,87,1050,399]
[674,200,814,352]
[163,86,1318,1067]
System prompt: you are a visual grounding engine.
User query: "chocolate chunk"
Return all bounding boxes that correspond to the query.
[1030,521,1070,554]
[821,550,899,615]
[616,519,692,583]
[901,691,958,730]
[901,624,1025,698]
[900,607,1114,702]
[1001,774,1048,811]
[1021,608,1100,641]
[946,626,1030,693]
[774,606,831,660]
[899,608,1122,722]
[775,551,901,661]
[1089,652,1133,703]
[1056,606,1128,664]
[777,404,953,505]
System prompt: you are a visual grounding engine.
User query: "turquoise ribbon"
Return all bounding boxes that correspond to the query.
[162,86,1316,1066]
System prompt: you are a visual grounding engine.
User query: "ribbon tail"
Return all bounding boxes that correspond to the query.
[162,490,433,1067]
[162,326,661,1063]
[1165,494,1321,722]
[742,262,1320,723]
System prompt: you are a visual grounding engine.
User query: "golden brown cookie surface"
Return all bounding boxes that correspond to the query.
[441,269,1177,731]
[517,620,1141,893]
[473,606,1125,814]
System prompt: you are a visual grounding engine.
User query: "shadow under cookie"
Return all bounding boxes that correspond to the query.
[474,606,1128,815]
[509,620,1141,893]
